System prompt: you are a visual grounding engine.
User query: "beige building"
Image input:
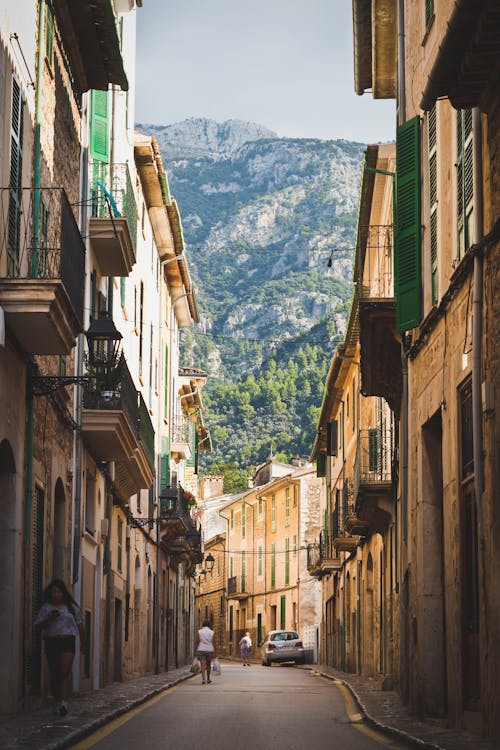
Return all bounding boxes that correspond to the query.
[320,0,500,741]
[0,1,210,715]
[196,460,323,661]
[310,143,397,679]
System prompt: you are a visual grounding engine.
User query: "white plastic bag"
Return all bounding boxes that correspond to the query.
[191,656,201,674]
[212,658,221,676]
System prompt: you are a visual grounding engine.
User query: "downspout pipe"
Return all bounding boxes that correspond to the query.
[471,107,484,524]
[25,0,45,543]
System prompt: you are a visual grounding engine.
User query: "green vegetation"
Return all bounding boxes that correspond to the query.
[147,121,365,470]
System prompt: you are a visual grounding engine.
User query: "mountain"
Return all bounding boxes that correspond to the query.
[136,118,365,468]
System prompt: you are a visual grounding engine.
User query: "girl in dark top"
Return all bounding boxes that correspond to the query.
[35,579,86,717]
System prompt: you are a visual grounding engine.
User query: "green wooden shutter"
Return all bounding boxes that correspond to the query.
[187,419,196,467]
[395,116,422,331]
[280,595,286,629]
[368,428,380,473]
[159,436,170,488]
[90,90,109,163]
[428,106,438,303]
[285,538,290,585]
[457,109,474,259]
[316,451,326,477]
[8,76,23,273]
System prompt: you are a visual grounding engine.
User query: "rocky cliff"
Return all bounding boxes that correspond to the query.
[137,118,365,466]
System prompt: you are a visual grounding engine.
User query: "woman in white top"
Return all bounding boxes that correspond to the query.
[195,619,216,684]
[34,579,86,716]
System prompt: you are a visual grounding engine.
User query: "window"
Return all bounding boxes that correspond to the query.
[285,538,290,585]
[460,379,474,479]
[457,109,474,259]
[258,497,263,518]
[139,281,144,376]
[271,544,276,588]
[242,505,246,538]
[220,595,225,616]
[117,517,123,572]
[85,473,95,535]
[428,105,439,303]
[425,0,434,28]
[230,509,234,530]
[241,551,246,592]
[258,544,263,577]
[271,496,276,532]
[285,488,290,526]
[230,556,234,578]
[293,535,297,556]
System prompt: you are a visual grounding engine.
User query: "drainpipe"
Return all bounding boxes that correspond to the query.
[471,108,484,525]
[24,0,46,544]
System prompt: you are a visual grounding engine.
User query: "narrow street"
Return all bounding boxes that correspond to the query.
[72,663,404,750]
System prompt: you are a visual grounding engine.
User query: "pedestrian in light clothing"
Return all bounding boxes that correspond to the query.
[34,579,86,717]
[239,631,252,666]
[195,619,216,684]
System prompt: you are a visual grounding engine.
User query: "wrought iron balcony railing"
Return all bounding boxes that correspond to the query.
[227,575,246,596]
[91,162,137,251]
[354,426,393,495]
[0,187,85,325]
[356,224,394,299]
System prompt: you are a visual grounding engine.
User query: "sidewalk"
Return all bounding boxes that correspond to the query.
[0,666,194,750]
[311,663,500,750]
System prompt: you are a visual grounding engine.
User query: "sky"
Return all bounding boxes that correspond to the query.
[135,0,395,143]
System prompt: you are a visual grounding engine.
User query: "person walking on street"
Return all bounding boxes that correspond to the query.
[195,619,216,684]
[34,579,86,717]
[239,631,252,666]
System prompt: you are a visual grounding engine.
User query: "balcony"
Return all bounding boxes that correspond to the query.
[89,163,137,277]
[332,482,363,553]
[81,355,155,499]
[160,490,195,547]
[307,531,342,578]
[0,187,85,353]
[170,416,191,462]
[354,427,394,535]
[357,225,402,416]
[227,576,249,600]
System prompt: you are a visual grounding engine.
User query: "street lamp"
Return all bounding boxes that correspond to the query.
[204,552,215,575]
[159,485,179,517]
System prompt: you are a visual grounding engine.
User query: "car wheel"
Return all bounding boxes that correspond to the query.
[265,658,271,667]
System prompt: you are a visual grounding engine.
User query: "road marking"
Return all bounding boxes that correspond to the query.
[70,684,180,749]
[313,674,405,749]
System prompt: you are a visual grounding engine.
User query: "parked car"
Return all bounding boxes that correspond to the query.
[260,630,305,666]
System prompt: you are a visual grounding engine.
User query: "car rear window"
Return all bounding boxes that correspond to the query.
[270,631,299,641]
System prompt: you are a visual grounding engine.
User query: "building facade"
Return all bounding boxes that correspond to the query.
[0,0,210,716]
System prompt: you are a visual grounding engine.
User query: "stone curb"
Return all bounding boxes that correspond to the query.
[313,669,444,750]
[42,670,195,750]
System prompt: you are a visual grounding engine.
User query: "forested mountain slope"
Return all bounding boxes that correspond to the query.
[137,118,365,468]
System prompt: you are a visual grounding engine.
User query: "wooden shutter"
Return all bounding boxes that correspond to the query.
[457,109,474,258]
[280,595,286,629]
[159,436,170,488]
[8,76,23,272]
[326,420,338,456]
[395,116,422,331]
[428,106,438,304]
[90,90,109,163]
[316,451,327,477]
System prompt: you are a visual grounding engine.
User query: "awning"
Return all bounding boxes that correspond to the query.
[52,0,128,93]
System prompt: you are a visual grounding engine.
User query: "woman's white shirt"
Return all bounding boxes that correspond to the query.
[197,626,214,652]
[35,603,82,638]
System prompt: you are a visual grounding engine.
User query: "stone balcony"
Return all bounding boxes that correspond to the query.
[0,187,85,353]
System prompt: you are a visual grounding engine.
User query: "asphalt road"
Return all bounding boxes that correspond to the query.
[72,663,406,750]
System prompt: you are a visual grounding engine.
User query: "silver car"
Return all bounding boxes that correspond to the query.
[260,630,306,666]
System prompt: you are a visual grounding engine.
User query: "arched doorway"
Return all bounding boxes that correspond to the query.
[0,439,21,712]
[53,478,66,580]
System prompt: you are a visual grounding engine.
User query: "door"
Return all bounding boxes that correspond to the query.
[461,480,480,709]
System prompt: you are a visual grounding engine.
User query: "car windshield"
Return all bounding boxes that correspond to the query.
[270,631,299,641]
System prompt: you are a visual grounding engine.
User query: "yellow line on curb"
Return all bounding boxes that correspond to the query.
[313,673,405,749]
[70,683,181,749]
